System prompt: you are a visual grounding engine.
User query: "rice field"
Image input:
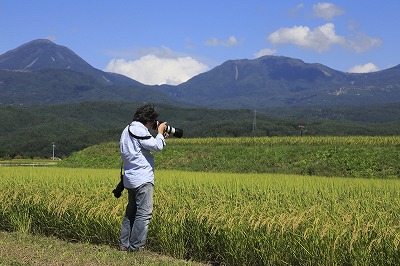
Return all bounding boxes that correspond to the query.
[1,166,400,265]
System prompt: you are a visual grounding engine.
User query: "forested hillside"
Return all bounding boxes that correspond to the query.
[1,101,400,158]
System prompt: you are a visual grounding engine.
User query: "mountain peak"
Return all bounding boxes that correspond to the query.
[23,38,56,45]
[0,38,93,72]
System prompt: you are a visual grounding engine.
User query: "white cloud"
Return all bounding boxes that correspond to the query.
[204,36,239,47]
[268,23,345,52]
[313,2,344,20]
[254,48,277,58]
[105,54,209,85]
[346,32,382,53]
[105,46,181,59]
[46,36,57,42]
[268,22,381,53]
[348,63,379,73]
[289,3,305,16]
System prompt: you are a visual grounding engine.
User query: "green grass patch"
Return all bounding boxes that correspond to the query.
[0,230,203,266]
[61,136,400,178]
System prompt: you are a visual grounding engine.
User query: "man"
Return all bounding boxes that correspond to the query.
[119,104,168,252]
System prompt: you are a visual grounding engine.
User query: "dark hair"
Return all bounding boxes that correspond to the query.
[133,104,159,124]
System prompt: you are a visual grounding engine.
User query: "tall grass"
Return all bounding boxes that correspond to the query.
[0,167,123,243]
[152,171,400,265]
[1,167,399,265]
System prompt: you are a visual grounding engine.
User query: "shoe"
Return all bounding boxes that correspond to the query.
[128,246,145,252]
[118,246,129,251]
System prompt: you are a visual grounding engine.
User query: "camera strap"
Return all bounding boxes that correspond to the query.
[127,125,152,140]
[121,125,152,176]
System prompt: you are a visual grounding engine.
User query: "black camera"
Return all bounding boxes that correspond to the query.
[112,173,124,198]
[153,121,183,138]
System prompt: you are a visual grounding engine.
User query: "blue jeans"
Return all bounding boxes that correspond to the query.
[119,182,153,251]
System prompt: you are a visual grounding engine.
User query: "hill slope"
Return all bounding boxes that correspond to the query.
[0,39,178,105]
[0,39,142,86]
[0,68,178,105]
[61,136,400,179]
[158,56,400,108]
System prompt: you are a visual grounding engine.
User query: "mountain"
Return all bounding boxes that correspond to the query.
[0,39,145,86]
[157,56,400,108]
[0,39,91,71]
[0,39,179,105]
[1,39,400,109]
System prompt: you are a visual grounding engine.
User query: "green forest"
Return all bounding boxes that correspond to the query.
[1,101,400,159]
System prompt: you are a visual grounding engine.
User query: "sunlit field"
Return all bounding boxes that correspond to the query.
[1,167,399,265]
[62,136,400,179]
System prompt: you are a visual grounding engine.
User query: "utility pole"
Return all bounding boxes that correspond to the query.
[298,126,305,137]
[52,142,55,160]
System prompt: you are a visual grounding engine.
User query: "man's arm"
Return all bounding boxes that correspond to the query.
[141,134,165,152]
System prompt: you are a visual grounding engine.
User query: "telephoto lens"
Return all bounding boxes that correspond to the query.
[153,121,183,138]
[165,125,183,138]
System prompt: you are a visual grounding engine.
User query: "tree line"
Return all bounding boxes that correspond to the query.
[1,101,399,159]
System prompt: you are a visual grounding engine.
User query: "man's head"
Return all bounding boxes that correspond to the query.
[133,104,159,125]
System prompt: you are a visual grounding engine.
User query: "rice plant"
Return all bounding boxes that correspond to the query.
[1,167,399,265]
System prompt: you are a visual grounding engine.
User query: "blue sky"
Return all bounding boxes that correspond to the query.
[0,1,398,85]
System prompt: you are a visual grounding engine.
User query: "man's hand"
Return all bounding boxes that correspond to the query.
[157,121,169,138]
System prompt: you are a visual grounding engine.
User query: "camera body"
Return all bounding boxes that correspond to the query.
[112,173,124,198]
[153,121,183,138]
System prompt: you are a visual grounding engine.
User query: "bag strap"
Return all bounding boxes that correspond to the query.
[127,125,152,140]
[122,125,151,174]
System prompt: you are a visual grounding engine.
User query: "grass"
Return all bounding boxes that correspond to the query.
[1,167,400,265]
[0,230,207,266]
[2,136,400,265]
[0,158,59,167]
[61,136,400,179]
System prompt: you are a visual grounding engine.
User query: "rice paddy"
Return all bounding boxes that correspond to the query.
[1,165,399,265]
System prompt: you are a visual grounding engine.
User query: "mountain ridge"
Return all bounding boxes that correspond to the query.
[0,39,185,105]
[0,39,92,71]
[163,55,400,108]
[0,39,145,87]
[1,39,400,108]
